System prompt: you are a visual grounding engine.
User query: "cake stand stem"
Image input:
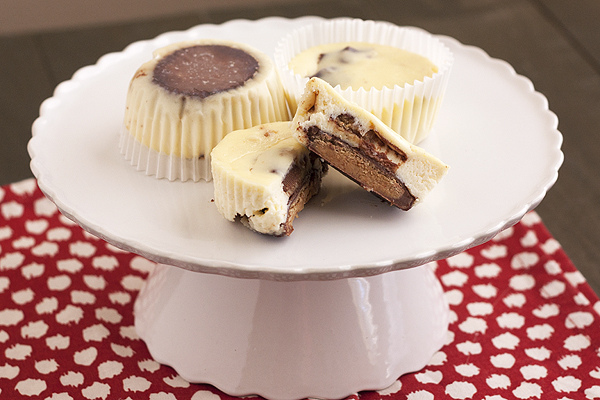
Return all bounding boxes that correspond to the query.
[134,263,449,400]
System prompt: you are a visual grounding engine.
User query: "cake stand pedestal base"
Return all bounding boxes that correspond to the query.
[134,263,449,400]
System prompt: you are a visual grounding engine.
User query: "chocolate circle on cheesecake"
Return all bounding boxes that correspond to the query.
[120,39,289,182]
[153,45,259,98]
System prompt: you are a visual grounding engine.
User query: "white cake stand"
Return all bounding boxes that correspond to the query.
[29,17,563,400]
[134,262,448,399]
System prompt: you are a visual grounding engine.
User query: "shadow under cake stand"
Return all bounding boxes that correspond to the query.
[28,16,563,400]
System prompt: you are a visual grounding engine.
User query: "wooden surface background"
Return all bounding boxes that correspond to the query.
[1,0,599,294]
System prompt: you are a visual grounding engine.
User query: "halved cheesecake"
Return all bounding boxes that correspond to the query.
[211,121,327,236]
[292,77,448,210]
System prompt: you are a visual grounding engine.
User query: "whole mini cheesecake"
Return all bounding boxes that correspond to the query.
[121,40,289,182]
[211,121,327,236]
[275,18,454,144]
[293,78,448,210]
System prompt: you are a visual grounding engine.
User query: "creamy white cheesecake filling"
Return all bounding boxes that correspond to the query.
[289,41,438,90]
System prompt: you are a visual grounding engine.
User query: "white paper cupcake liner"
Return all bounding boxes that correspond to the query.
[119,131,209,182]
[120,39,290,182]
[274,18,454,144]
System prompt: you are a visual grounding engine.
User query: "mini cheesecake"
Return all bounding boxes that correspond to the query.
[211,121,327,236]
[120,40,289,182]
[274,19,454,144]
[292,77,448,210]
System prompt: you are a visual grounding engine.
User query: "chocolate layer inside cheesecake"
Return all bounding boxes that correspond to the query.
[234,152,326,237]
[303,114,416,210]
[279,153,326,236]
[153,45,259,98]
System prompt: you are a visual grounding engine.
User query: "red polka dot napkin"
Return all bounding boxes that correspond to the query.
[1,178,599,399]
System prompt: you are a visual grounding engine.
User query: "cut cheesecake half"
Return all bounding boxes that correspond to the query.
[292,77,448,210]
[211,121,327,236]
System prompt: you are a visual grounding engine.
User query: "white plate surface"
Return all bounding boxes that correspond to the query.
[29,16,563,280]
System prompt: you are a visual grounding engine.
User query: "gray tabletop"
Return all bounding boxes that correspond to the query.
[2,0,599,294]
